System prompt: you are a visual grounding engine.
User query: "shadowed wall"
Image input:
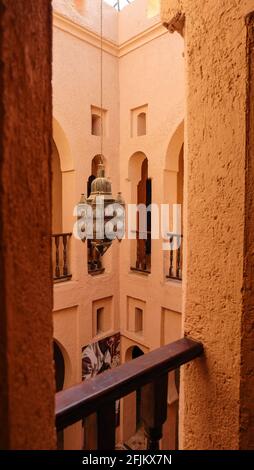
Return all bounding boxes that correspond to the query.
[0,0,55,449]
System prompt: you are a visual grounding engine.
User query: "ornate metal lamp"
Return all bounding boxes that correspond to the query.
[87,162,119,256]
[78,161,125,260]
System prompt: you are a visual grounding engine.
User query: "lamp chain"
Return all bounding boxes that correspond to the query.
[100,0,103,162]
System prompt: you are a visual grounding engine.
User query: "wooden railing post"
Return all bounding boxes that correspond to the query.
[176,236,181,279]
[167,234,183,281]
[62,234,68,277]
[136,204,140,269]
[169,236,174,278]
[97,402,116,451]
[52,233,72,282]
[55,235,60,278]
[140,238,147,270]
[140,374,168,450]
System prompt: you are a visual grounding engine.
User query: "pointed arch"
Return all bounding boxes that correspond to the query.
[53,117,74,172]
[53,338,72,390]
[165,120,184,172]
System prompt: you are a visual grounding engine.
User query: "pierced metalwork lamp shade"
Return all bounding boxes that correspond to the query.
[81,163,125,256]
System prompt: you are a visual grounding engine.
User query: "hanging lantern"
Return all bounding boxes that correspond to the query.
[78,162,125,257]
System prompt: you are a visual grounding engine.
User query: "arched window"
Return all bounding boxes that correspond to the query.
[129,153,151,273]
[164,121,184,281]
[53,341,65,450]
[137,112,146,136]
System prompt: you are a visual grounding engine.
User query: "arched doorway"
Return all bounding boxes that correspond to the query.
[51,140,72,282]
[52,119,74,282]
[52,140,63,234]
[52,117,75,235]
[54,341,65,392]
[128,153,152,272]
[53,118,73,172]
[164,121,184,280]
[53,341,65,449]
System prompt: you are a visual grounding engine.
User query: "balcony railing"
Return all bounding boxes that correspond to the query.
[166,233,183,281]
[52,233,72,282]
[131,230,151,274]
[56,337,203,450]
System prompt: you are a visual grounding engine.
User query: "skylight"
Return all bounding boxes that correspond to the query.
[103,0,134,11]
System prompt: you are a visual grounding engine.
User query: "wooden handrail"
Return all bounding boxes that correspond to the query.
[56,337,203,433]
[166,233,183,238]
[52,232,72,238]
[130,230,152,236]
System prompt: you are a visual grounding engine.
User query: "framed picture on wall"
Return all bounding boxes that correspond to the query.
[82,332,121,428]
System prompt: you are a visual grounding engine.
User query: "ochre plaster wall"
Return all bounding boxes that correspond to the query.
[0,0,55,449]
[162,0,254,450]
[241,11,254,451]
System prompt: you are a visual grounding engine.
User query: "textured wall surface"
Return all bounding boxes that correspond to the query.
[242,11,254,450]
[0,0,55,449]
[162,0,254,450]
